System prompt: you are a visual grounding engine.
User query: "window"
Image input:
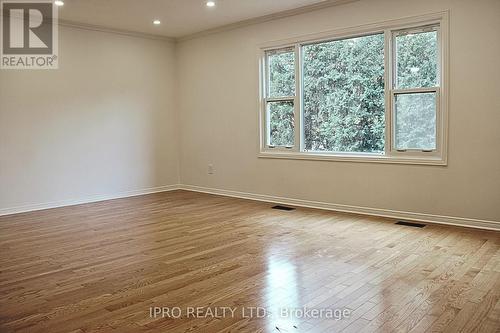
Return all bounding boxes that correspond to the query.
[393,26,439,151]
[260,13,448,165]
[303,33,385,153]
[265,48,296,148]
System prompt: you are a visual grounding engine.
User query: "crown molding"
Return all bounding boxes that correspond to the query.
[58,19,176,42]
[177,0,360,42]
[14,0,358,43]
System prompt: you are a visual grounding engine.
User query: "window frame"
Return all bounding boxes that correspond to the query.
[258,11,449,165]
[263,46,298,151]
[390,24,441,158]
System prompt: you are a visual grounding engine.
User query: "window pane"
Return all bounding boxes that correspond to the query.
[268,101,294,147]
[302,34,385,153]
[396,29,438,89]
[267,49,295,98]
[395,92,436,150]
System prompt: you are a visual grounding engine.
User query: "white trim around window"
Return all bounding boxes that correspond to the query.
[258,11,449,165]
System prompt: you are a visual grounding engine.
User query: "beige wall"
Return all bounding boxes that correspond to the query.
[176,0,500,222]
[0,26,179,212]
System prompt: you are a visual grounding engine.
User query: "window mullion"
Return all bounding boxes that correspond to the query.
[262,53,270,149]
[392,87,438,94]
[384,29,393,157]
[266,97,295,102]
[293,44,301,152]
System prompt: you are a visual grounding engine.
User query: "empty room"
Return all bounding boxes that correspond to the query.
[1,0,499,332]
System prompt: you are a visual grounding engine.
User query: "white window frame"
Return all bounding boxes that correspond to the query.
[390,24,441,158]
[263,46,298,151]
[258,11,449,165]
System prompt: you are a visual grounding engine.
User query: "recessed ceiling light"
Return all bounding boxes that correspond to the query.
[206,1,216,7]
[153,19,161,25]
[54,0,64,6]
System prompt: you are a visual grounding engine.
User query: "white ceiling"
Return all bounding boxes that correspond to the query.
[58,0,337,39]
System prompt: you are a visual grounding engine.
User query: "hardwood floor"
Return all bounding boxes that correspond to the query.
[0,190,499,333]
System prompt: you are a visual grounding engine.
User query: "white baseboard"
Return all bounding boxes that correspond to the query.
[179,184,500,232]
[0,184,181,216]
[2,183,498,231]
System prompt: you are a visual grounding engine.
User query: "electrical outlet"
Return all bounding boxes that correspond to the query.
[208,164,214,175]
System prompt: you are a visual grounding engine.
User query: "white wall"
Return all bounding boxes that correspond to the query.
[176,0,500,223]
[0,26,179,212]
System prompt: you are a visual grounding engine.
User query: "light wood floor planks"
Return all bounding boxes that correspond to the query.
[0,190,499,333]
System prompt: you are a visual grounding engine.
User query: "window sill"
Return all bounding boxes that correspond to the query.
[258,151,447,166]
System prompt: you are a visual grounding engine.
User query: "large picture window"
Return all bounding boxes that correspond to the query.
[303,33,385,153]
[260,13,448,165]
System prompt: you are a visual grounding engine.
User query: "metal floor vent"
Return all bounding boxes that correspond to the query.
[272,205,295,211]
[396,221,426,228]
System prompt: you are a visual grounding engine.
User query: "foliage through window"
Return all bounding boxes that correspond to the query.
[261,19,445,163]
[393,27,439,151]
[268,49,295,98]
[303,34,385,153]
[265,48,296,147]
[394,92,436,150]
[268,101,294,147]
